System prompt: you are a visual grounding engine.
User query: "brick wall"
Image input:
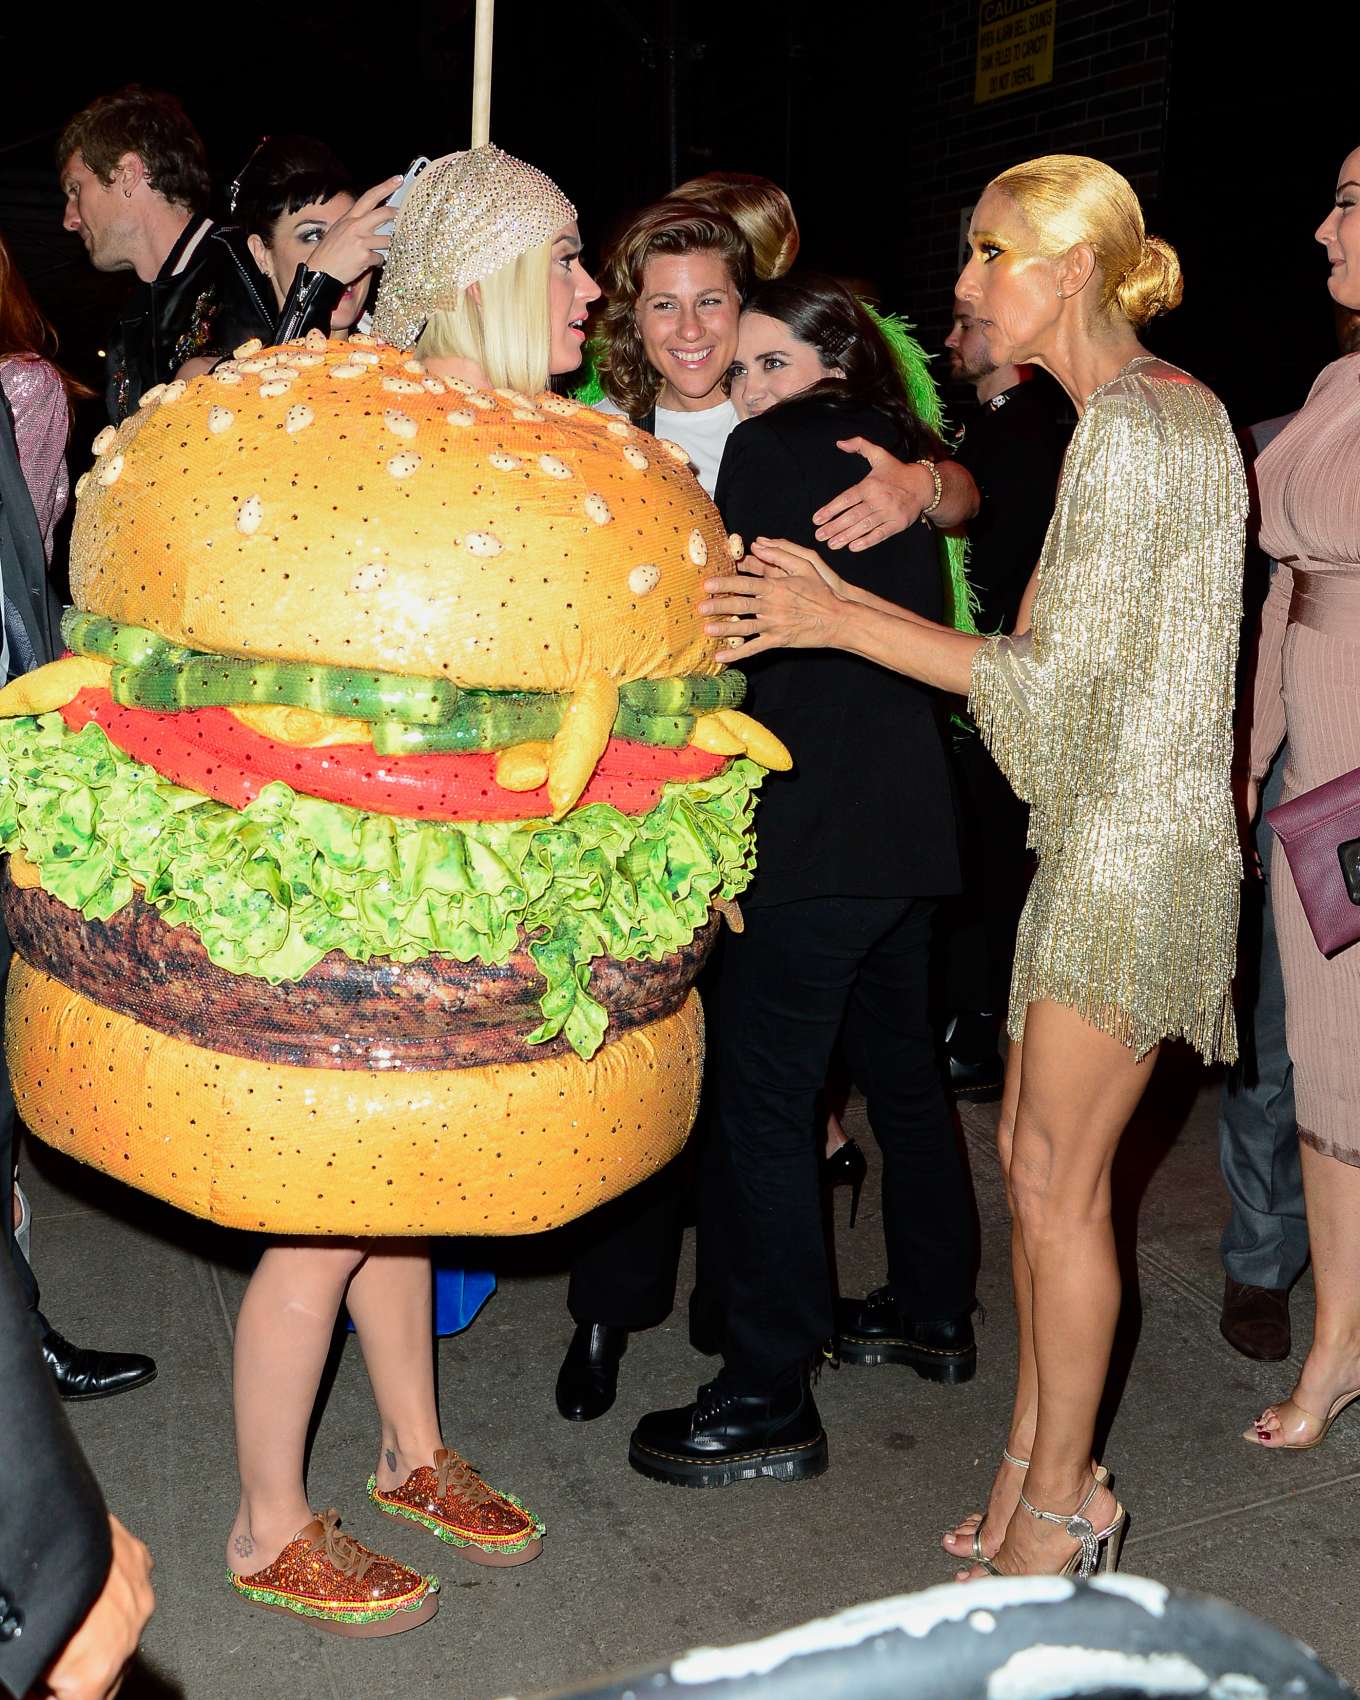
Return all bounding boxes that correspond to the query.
[898,0,1173,353]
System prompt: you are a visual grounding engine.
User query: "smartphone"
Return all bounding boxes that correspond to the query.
[377,157,431,238]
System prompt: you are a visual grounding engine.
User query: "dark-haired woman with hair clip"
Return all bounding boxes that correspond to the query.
[166,137,399,384]
[228,134,395,345]
[627,272,979,1489]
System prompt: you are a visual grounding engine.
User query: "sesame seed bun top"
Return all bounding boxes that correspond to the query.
[72,335,734,692]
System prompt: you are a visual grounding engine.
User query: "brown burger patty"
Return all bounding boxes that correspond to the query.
[1,874,717,1072]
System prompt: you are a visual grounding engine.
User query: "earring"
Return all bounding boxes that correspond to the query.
[1055,287,1065,299]
[124,187,133,199]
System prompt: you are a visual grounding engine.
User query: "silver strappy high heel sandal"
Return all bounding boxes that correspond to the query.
[949,1447,1030,1565]
[947,1455,1114,1567]
[971,1471,1126,1578]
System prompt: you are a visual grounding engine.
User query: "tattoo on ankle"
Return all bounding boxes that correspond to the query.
[233,1534,254,1560]
[385,1449,397,1473]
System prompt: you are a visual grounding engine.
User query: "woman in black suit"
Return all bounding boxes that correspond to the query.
[629,275,979,1486]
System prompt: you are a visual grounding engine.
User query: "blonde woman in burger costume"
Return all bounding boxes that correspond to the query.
[224,146,600,1636]
[702,155,1246,1579]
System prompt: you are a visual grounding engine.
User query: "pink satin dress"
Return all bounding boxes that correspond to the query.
[1250,353,1360,1165]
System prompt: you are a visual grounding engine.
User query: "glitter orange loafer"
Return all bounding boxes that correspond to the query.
[368,1447,544,1566]
[229,1507,439,1636]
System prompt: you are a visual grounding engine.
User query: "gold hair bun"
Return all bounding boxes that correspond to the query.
[1116,234,1184,327]
[72,339,728,691]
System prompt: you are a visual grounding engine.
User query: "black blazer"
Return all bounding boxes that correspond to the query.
[0,1251,112,1698]
[715,398,960,906]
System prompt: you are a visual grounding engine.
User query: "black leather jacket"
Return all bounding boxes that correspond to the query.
[104,217,344,422]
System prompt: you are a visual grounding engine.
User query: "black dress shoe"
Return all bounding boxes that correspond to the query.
[836,1287,977,1383]
[555,1323,627,1421]
[1220,1277,1291,1362]
[41,1331,157,1401]
[629,1377,828,1488]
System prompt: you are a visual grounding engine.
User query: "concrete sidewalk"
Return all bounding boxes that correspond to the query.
[22,1051,1357,1699]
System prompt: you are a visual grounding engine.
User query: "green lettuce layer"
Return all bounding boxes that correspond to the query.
[0,714,762,1060]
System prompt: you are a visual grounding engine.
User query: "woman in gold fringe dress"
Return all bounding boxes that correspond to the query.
[702,154,1246,1580]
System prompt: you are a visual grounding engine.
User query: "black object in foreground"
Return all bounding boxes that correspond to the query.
[522,1576,1353,1700]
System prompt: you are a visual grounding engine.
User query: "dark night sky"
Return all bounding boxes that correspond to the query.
[0,2,1353,428]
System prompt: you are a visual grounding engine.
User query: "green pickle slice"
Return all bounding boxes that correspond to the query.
[613,705,692,747]
[66,610,745,750]
[618,673,745,715]
[371,693,566,755]
[63,609,191,668]
[111,657,459,725]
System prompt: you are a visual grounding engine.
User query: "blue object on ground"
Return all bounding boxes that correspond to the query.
[344,1257,495,1336]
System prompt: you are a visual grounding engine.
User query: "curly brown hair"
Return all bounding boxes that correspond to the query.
[596,203,750,419]
[56,85,211,213]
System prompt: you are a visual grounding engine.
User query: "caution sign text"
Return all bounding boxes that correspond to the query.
[975,0,1056,104]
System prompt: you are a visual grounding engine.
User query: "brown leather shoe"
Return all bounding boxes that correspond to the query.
[1220,1277,1291,1362]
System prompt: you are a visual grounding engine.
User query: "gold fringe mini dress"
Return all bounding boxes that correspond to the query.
[968,356,1246,1063]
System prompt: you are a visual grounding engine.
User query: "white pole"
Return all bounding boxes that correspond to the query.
[471,0,495,148]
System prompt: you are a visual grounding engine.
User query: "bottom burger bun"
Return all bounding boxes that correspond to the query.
[6,959,704,1236]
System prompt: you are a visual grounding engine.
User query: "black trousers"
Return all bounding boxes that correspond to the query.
[565,941,732,1331]
[567,1151,690,1329]
[942,732,1031,1020]
[710,895,977,1389]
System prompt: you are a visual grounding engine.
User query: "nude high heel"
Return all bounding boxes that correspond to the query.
[1245,1387,1360,1450]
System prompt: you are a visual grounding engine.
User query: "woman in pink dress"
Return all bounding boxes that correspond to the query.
[1,231,88,1258]
[1245,143,1360,1449]
[0,232,88,562]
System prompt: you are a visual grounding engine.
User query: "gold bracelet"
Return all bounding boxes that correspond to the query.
[916,458,943,521]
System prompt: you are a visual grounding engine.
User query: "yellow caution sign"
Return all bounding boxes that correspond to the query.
[975,0,1056,104]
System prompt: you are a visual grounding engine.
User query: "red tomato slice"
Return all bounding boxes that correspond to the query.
[59,689,729,821]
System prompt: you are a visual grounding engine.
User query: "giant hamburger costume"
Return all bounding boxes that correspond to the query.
[0,147,786,1635]
[0,185,784,1240]
[0,337,778,1235]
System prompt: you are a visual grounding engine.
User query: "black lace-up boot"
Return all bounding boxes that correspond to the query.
[628,1373,827,1488]
[835,1285,977,1382]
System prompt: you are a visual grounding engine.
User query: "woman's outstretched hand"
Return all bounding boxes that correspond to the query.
[700,537,852,661]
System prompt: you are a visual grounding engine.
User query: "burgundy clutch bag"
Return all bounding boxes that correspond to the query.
[1268,767,1360,957]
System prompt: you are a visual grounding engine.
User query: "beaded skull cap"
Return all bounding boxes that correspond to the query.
[372,146,577,349]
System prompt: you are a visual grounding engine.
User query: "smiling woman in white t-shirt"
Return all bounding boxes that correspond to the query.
[592,205,748,495]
